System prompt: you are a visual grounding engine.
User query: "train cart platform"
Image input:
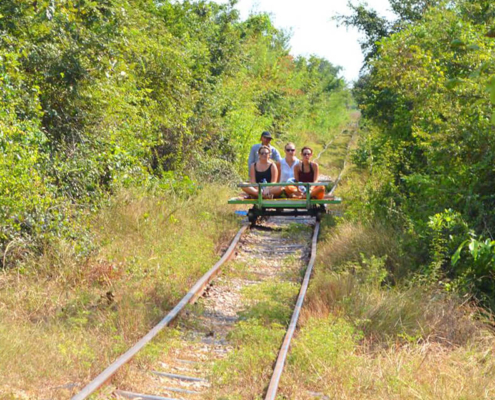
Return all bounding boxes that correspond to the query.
[228,182,341,223]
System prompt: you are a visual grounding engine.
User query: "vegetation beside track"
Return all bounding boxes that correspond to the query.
[0,186,239,398]
[342,0,495,306]
[281,218,495,399]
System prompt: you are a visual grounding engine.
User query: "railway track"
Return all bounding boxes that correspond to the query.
[71,216,320,399]
[71,121,357,399]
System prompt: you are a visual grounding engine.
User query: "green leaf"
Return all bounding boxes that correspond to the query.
[469,240,479,261]
[445,78,463,89]
[489,76,495,103]
[469,69,480,79]
[452,239,469,266]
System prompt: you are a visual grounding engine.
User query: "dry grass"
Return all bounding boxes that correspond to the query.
[0,185,239,399]
[317,220,410,278]
[279,220,495,399]
[282,324,495,399]
[304,271,482,346]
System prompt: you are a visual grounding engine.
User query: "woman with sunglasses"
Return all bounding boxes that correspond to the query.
[293,146,325,199]
[242,145,283,199]
[276,143,300,198]
[276,143,299,182]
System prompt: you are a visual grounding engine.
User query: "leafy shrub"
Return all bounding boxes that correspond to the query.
[452,235,495,306]
[0,0,348,268]
[343,0,495,304]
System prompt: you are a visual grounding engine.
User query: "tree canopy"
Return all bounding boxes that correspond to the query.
[0,0,348,267]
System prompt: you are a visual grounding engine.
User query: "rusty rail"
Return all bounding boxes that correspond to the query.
[72,224,248,400]
[329,122,358,196]
[264,222,320,400]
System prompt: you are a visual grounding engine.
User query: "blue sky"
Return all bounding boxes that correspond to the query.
[212,0,395,83]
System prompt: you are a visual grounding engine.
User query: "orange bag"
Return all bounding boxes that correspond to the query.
[311,186,325,199]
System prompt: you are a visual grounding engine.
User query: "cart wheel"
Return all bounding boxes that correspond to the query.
[248,210,257,225]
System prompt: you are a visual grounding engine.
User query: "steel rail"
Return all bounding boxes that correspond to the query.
[314,126,347,162]
[329,125,358,197]
[264,222,320,400]
[72,224,248,400]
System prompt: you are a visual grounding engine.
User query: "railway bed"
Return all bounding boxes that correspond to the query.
[71,216,321,399]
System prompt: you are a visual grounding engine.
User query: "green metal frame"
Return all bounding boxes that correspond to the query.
[228,182,342,208]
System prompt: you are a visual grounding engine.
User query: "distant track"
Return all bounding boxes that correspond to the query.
[329,121,358,196]
[314,129,345,162]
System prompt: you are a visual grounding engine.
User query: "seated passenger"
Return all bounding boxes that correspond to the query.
[276,143,300,198]
[242,146,283,199]
[286,146,325,199]
[247,131,281,174]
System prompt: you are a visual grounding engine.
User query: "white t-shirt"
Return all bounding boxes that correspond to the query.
[279,158,299,182]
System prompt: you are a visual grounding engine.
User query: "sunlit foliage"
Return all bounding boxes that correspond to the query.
[346,0,495,304]
[0,0,347,266]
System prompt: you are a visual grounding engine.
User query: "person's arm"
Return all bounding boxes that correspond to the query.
[271,146,282,163]
[249,163,256,184]
[294,164,300,181]
[247,145,257,174]
[270,163,278,183]
[276,162,281,182]
[313,162,319,182]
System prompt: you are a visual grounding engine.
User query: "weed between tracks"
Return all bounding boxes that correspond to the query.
[0,185,238,399]
[204,223,310,400]
[206,280,297,400]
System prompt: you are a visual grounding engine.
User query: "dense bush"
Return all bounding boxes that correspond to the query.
[345,0,495,304]
[0,0,349,266]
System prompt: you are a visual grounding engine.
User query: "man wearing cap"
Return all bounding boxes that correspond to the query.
[247,131,282,173]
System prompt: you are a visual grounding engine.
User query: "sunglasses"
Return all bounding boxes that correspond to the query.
[285,148,296,152]
[259,151,270,155]
[302,152,312,156]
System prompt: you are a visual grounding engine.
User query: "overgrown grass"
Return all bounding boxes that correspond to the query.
[284,314,495,399]
[0,185,239,399]
[280,220,495,399]
[316,221,411,280]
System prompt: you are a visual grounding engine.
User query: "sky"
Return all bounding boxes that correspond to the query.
[212,0,395,83]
